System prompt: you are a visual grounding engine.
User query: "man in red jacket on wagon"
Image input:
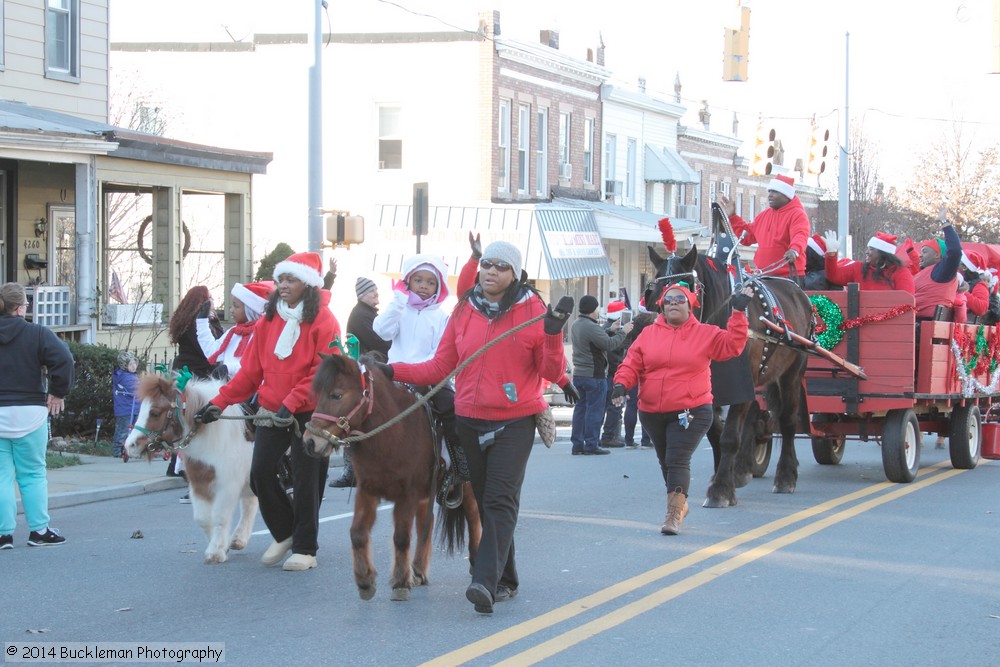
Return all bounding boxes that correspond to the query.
[718,174,811,280]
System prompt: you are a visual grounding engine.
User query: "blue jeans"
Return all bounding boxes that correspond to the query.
[570,376,608,452]
[0,421,50,534]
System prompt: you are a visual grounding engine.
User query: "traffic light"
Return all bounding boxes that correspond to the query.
[750,123,775,176]
[325,213,365,247]
[807,124,830,174]
[722,6,750,82]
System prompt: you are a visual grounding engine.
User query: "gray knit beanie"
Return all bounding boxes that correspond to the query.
[481,240,523,277]
[355,276,377,300]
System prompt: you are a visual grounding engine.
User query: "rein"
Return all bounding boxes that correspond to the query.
[304,309,548,450]
[133,385,202,453]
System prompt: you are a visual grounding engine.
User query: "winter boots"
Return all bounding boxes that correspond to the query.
[661,487,689,535]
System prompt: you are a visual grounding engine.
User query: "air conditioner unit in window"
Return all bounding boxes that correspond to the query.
[559,162,572,180]
[605,180,622,196]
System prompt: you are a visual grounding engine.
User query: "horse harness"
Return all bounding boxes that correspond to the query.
[305,364,376,448]
[132,385,201,453]
[743,276,816,375]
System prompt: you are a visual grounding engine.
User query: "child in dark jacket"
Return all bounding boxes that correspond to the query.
[112,351,140,460]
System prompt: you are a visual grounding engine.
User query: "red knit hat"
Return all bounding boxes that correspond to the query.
[867,231,898,255]
[658,283,699,309]
[767,174,795,199]
[807,234,826,255]
[273,252,324,287]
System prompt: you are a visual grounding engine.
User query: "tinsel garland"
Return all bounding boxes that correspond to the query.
[950,339,1000,397]
[808,296,916,351]
[952,325,1000,375]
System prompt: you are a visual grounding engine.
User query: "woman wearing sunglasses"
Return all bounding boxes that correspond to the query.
[611,283,752,536]
[378,241,572,614]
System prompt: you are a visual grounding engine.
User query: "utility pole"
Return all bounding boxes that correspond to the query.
[307,0,324,252]
[838,32,850,258]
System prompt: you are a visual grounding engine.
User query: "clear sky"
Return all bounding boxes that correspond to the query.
[110,0,1000,191]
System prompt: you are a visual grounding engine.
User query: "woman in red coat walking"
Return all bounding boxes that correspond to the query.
[612,283,750,535]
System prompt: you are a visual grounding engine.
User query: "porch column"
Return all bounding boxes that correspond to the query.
[224,192,252,311]
[150,186,181,315]
[75,160,97,342]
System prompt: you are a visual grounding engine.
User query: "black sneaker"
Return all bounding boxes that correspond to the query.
[179,493,191,504]
[27,528,65,547]
[0,534,12,550]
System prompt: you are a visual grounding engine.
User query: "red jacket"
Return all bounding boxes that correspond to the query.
[211,292,341,414]
[825,255,915,294]
[729,197,810,278]
[966,279,990,317]
[614,311,748,414]
[392,294,566,421]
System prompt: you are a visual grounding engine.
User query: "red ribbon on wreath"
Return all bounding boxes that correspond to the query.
[840,304,916,330]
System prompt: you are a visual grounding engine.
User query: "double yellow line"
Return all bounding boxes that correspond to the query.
[422,462,962,666]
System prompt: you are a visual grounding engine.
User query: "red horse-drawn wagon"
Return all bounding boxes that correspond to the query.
[801,284,998,482]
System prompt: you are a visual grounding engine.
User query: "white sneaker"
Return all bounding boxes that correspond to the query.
[282,553,317,571]
[261,537,293,566]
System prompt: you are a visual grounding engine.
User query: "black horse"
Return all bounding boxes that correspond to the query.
[644,205,813,507]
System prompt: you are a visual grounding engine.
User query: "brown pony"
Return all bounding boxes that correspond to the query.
[301,354,480,601]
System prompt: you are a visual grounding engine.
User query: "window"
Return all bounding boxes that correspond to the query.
[46,0,79,80]
[750,195,757,219]
[736,193,743,217]
[498,100,511,192]
[377,105,402,170]
[709,181,717,203]
[535,109,548,196]
[583,118,595,184]
[604,134,616,181]
[517,104,530,194]
[720,182,731,198]
[558,112,571,179]
[625,139,637,203]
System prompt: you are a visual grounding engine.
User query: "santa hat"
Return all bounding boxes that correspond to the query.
[767,174,795,200]
[231,280,273,314]
[807,234,826,255]
[962,250,987,274]
[273,252,324,288]
[606,300,626,320]
[658,283,700,309]
[867,231,898,255]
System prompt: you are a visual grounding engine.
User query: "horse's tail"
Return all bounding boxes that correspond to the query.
[435,501,467,556]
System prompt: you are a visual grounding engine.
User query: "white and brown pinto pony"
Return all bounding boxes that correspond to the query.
[124,375,258,564]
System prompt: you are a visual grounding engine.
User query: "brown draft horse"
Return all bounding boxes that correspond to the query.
[645,206,813,506]
[301,353,480,601]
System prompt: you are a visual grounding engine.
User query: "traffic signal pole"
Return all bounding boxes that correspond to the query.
[307,0,324,252]
[837,32,850,258]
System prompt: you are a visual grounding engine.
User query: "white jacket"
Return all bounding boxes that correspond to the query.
[196,319,248,378]
[373,254,450,364]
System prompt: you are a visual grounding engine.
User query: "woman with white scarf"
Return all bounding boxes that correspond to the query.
[195,252,340,572]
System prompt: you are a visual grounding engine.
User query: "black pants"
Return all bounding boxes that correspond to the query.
[249,413,329,556]
[456,415,535,597]
[639,404,714,495]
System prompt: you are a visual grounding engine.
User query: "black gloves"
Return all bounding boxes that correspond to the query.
[730,292,752,311]
[611,384,627,401]
[469,232,482,260]
[271,406,295,429]
[196,300,212,319]
[194,404,222,424]
[561,382,580,405]
[373,362,394,380]
[544,296,575,335]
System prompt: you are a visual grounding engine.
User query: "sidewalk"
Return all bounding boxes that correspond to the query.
[21,408,574,514]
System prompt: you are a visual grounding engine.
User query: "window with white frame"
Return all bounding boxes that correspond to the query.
[720,182,731,198]
[498,100,511,192]
[517,104,530,194]
[535,108,548,196]
[604,134,617,183]
[625,139,637,203]
[377,105,402,170]
[750,195,757,219]
[558,112,571,179]
[583,118,595,184]
[736,192,743,217]
[46,0,79,80]
[709,181,717,203]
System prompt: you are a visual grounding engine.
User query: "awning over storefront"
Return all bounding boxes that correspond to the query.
[369,203,611,281]
[644,144,699,184]
[551,197,703,245]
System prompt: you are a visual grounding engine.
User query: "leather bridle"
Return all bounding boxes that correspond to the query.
[305,366,375,447]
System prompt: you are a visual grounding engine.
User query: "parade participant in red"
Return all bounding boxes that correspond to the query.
[913,208,963,320]
[959,251,990,320]
[195,252,340,572]
[718,174,810,279]
[611,283,751,536]
[821,231,915,293]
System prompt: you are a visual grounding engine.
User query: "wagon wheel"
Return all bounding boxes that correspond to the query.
[948,404,981,470]
[750,434,772,478]
[741,400,772,478]
[882,408,921,483]
[812,436,846,465]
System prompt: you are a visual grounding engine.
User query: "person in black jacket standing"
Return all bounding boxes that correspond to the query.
[0,283,75,548]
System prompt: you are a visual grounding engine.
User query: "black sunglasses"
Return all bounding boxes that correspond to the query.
[480,259,513,272]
